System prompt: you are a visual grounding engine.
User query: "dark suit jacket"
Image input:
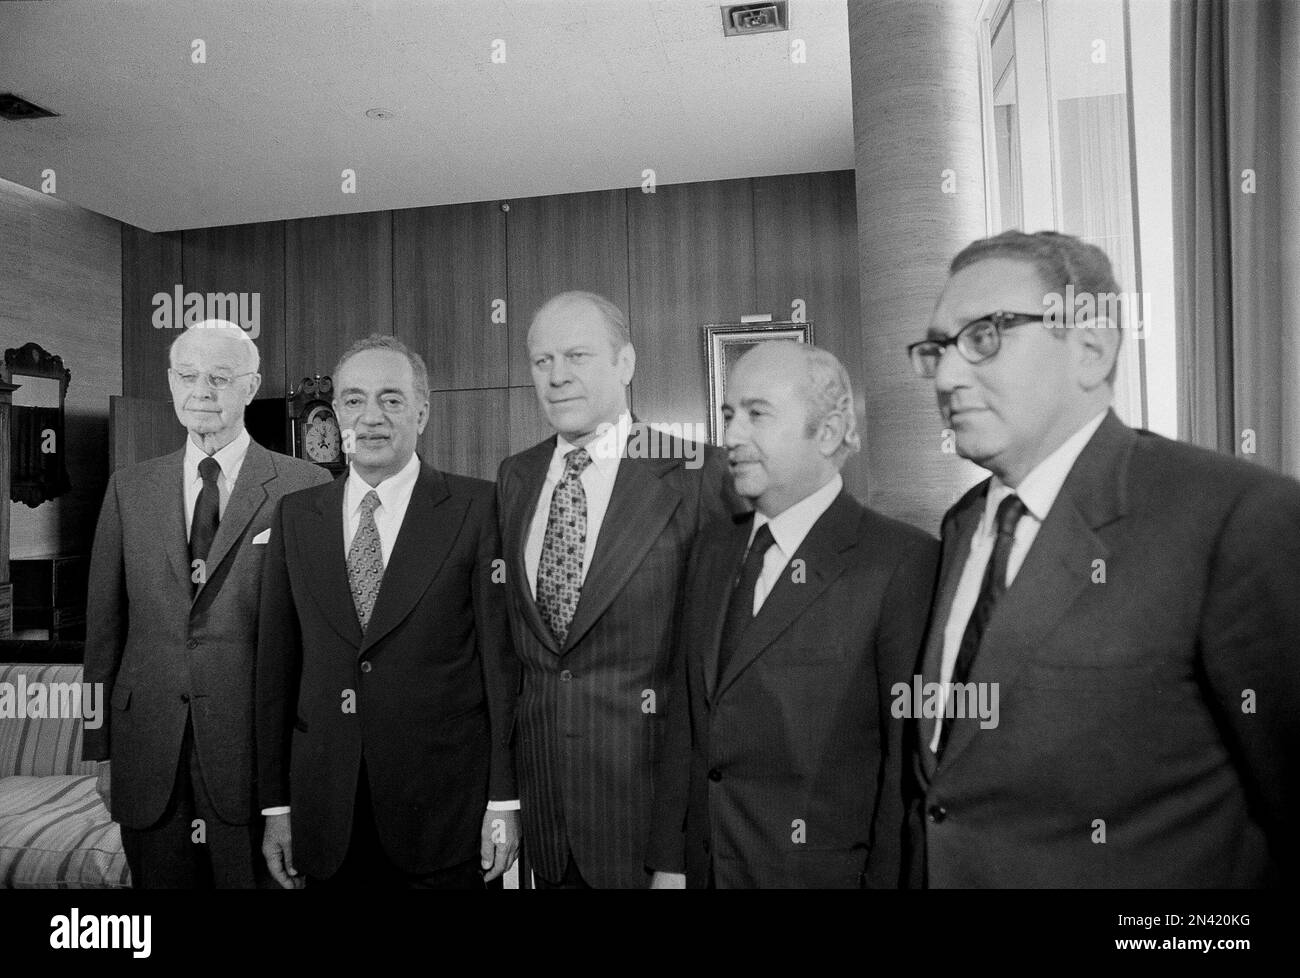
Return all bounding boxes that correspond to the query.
[498,430,739,888]
[648,491,938,888]
[256,460,518,879]
[83,440,332,829]
[906,410,1300,887]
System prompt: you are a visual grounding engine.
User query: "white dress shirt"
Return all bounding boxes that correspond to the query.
[748,473,843,614]
[183,427,251,539]
[930,410,1108,752]
[264,450,519,815]
[524,412,631,598]
[341,451,421,565]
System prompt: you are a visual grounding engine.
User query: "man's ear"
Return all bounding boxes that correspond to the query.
[818,410,847,459]
[245,372,263,402]
[618,343,636,385]
[1073,318,1120,390]
[416,399,430,435]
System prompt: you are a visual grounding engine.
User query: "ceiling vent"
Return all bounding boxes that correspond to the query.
[721,2,788,37]
[0,93,58,121]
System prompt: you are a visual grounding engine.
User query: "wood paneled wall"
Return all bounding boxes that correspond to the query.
[121,171,862,488]
[1,179,122,560]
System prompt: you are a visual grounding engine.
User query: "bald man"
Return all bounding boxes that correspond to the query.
[648,344,937,888]
[83,320,332,888]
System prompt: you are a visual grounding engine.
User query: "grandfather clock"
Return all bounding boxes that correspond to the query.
[0,376,17,637]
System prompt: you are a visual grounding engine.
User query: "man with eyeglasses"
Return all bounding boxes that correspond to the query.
[904,230,1299,888]
[83,320,332,888]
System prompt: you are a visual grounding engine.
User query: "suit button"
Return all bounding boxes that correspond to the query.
[186,639,198,650]
[180,693,191,704]
[708,768,722,782]
[360,661,372,674]
[559,670,573,682]
[928,805,947,824]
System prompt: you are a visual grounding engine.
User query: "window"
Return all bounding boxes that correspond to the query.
[977,0,1176,434]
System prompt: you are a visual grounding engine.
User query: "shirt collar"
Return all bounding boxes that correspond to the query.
[345,451,421,516]
[185,427,251,484]
[753,472,844,556]
[554,411,631,482]
[984,409,1109,529]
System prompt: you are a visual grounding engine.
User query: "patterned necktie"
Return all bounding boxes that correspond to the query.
[716,522,777,685]
[536,448,592,647]
[347,489,385,632]
[189,456,221,592]
[937,492,1026,757]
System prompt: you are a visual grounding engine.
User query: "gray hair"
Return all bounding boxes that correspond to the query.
[798,345,861,465]
[169,319,260,373]
[333,334,430,403]
[529,291,632,356]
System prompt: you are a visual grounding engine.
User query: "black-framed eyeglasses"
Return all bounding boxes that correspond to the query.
[907,311,1049,379]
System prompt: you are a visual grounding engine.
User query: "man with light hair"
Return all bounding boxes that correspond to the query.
[497,290,739,888]
[649,342,937,888]
[84,319,332,888]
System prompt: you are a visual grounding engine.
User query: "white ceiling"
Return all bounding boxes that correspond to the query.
[0,0,854,232]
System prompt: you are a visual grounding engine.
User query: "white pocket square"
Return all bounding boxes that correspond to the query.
[252,529,271,545]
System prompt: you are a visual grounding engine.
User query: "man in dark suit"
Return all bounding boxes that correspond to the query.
[84,320,332,888]
[648,343,937,888]
[497,291,737,888]
[905,230,1300,887]
[257,334,519,889]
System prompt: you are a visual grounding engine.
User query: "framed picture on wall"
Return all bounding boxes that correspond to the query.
[702,321,814,444]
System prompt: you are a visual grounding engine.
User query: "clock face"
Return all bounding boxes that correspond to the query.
[303,404,341,462]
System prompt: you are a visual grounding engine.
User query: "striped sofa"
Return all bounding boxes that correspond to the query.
[0,663,130,888]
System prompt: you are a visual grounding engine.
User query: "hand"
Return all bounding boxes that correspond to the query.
[480,808,520,882]
[262,813,303,889]
[94,761,111,812]
[649,871,686,889]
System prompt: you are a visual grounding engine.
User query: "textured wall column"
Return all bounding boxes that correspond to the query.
[849,0,987,531]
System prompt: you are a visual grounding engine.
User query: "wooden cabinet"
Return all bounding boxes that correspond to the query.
[11,555,88,640]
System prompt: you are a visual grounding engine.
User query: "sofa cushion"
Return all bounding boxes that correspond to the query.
[0,774,130,888]
[0,664,98,778]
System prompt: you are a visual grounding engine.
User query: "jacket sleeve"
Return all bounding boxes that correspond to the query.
[476,484,520,802]
[82,472,128,762]
[865,530,940,889]
[1197,475,1300,876]
[254,497,302,810]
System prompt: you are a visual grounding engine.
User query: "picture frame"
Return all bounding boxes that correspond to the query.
[702,321,814,444]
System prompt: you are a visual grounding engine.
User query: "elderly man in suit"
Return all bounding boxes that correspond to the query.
[905,230,1300,887]
[497,291,738,888]
[648,343,937,888]
[83,320,332,888]
[257,334,519,889]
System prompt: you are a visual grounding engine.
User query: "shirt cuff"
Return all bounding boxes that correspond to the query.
[261,806,291,816]
[486,799,521,811]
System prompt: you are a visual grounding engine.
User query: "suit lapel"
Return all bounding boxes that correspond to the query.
[504,439,560,655]
[193,441,274,606]
[561,452,682,653]
[359,463,462,656]
[917,485,985,779]
[148,449,191,591]
[936,410,1133,772]
[715,492,861,698]
[702,515,754,702]
[305,474,362,648]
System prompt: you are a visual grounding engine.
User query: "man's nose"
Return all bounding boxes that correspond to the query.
[932,344,970,394]
[548,360,572,385]
[724,415,747,449]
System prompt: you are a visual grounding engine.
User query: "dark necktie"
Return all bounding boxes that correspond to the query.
[537,448,593,647]
[937,492,1026,756]
[189,456,221,591]
[716,522,777,685]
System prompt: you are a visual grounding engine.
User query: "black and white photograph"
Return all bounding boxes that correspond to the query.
[0,0,1295,963]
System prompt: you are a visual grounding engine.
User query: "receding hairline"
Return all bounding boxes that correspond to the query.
[169,321,259,372]
[527,291,631,352]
